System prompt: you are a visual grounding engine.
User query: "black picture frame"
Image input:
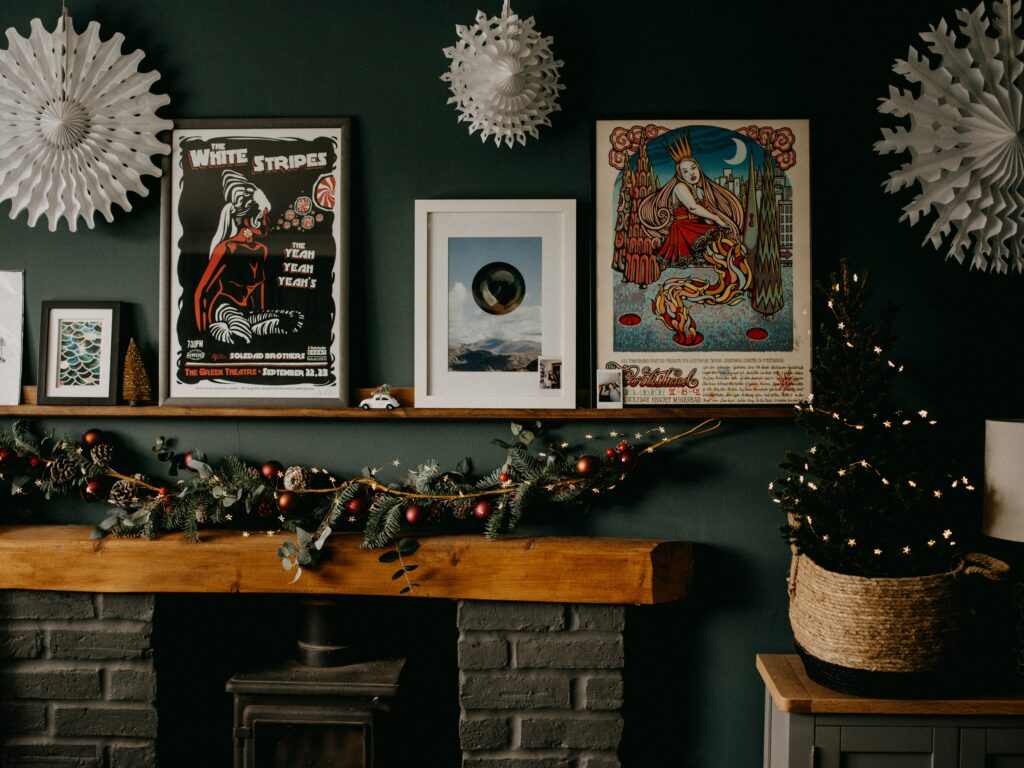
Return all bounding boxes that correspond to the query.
[37,301,122,406]
[159,118,350,408]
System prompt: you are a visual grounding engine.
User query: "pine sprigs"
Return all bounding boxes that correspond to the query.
[0,417,720,585]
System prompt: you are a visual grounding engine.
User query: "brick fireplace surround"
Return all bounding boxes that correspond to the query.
[0,529,691,767]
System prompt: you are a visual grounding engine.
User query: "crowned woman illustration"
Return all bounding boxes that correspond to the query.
[638,133,745,266]
[194,170,303,344]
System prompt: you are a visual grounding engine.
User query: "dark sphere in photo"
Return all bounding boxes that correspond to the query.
[471,261,526,315]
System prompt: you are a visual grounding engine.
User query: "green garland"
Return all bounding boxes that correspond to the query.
[0,419,719,581]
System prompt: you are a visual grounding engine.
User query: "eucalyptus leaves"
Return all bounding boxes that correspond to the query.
[0,418,717,586]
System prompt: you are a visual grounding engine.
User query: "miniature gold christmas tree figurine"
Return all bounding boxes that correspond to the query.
[122,338,153,405]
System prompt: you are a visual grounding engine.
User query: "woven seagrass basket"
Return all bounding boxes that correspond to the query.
[788,553,1008,696]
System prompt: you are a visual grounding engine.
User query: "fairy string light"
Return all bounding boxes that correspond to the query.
[772,261,974,577]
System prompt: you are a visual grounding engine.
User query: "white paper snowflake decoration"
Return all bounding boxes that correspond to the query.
[441,0,565,148]
[0,12,173,232]
[875,0,1024,274]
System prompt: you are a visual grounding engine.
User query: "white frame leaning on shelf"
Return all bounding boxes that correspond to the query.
[159,118,351,408]
[0,270,25,405]
[415,199,577,409]
[37,301,121,406]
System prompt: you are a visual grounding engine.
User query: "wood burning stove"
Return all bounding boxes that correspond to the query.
[226,600,404,768]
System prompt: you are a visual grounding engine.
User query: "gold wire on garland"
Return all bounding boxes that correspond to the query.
[0,418,720,582]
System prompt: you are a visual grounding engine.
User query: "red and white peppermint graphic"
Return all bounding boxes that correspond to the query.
[314,174,336,211]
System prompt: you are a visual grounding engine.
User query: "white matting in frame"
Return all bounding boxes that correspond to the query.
[415,200,576,409]
[0,270,24,405]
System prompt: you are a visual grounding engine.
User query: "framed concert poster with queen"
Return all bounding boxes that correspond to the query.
[160,119,349,406]
[595,118,812,406]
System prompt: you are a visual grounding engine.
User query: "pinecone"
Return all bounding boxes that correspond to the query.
[284,466,310,491]
[48,456,79,484]
[195,506,209,524]
[90,443,113,467]
[108,479,136,508]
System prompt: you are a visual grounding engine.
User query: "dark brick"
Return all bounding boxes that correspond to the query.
[581,756,621,768]
[98,594,154,622]
[520,716,624,750]
[582,675,624,711]
[458,601,565,632]
[0,742,102,766]
[516,637,623,669]
[107,668,157,702]
[461,672,570,710]
[459,637,508,669]
[0,668,102,700]
[108,742,157,768]
[0,591,94,620]
[463,760,573,768]
[53,704,157,738]
[0,702,47,734]
[459,715,511,750]
[572,605,625,632]
[49,628,152,660]
[0,629,43,659]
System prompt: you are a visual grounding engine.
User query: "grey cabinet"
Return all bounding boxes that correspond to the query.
[759,655,1024,768]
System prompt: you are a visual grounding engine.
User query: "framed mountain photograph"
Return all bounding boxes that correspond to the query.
[414,199,576,409]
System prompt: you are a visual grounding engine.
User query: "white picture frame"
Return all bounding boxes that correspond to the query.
[0,270,24,405]
[415,199,576,409]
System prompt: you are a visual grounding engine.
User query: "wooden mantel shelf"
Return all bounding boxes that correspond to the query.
[0,386,791,420]
[0,526,692,605]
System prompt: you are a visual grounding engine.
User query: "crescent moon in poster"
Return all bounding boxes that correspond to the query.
[725,137,747,165]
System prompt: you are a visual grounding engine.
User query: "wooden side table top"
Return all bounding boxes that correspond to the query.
[757,653,1024,716]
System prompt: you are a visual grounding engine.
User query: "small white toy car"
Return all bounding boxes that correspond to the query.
[359,393,399,410]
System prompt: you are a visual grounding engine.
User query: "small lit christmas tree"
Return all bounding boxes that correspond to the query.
[122,338,152,405]
[772,262,975,577]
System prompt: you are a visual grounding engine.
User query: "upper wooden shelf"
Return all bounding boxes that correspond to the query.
[1,387,792,420]
[0,525,692,605]
[756,654,1024,716]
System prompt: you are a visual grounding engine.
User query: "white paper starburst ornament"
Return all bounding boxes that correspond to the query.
[441,0,565,148]
[0,10,172,232]
[875,0,1024,274]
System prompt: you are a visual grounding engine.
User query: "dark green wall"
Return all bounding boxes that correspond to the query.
[1,1,1020,764]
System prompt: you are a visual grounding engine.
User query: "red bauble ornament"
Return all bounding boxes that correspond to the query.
[616,441,629,453]
[82,429,103,447]
[473,500,492,520]
[404,504,424,525]
[344,497,366,515]
[256,500,275,518]
[499,472,510,483]
[0,447,11,465]
[277,491,300,512]
[617,449,637,468]
[157,487,171,498]
[575,455,598,477]
[604,448,615,458]
[29,456,42,468]
[261,461,284,482]
[84,479,103,499]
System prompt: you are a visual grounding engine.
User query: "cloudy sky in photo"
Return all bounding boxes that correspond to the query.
[448,237,542,346]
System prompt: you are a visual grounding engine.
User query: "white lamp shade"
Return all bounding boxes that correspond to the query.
[984,419,1024,542]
